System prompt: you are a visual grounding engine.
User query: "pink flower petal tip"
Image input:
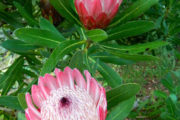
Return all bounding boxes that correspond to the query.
[25,67,107,120]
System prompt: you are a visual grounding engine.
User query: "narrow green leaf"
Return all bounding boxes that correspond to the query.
[106,83,140,109]
[2,28,13,39]
[89,58,122,87]
[0,11,23,28]
[24,0,33,15]
[13,1,38,26]
[18,93,27,110]
[22,69,38,78]
[98,61,122,87]
[106,97,135,120]
[1,57,24,95]
[0,96,22,110]
[110,0,159,27]
[22,79,37,93]
[25,56,42,66]
[83,49,99,76]
[40,40,85,76]
[69,50,86,71]
[50,0,82,26]
[86,29,108,42]
[39,17,65,39]
[1,40,38,54]
[14,28,65,48]
[166,98,176,116]
[69,0,76,12]
[108,51,159,62]
[91,52,134,65]
[0,57,23,86]
[108,20,155,40]
[101,41,168,54]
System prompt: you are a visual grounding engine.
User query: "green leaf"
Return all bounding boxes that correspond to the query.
[106,83,140,109]
[89,58,122,87]
[108,52,159,62]
[17,112,26,120]
[24,0,33,15]
[172,69,180,81]
[14,28,65,48]
[0,11,23,28]
[161,73,175,93]
[170,26,180,35]
[25,56,41,66]
[86,29,108,42]
[18,93,27,110]
[91,52,134,65]
[166,98,176,116]
[175,51,180,60]
[106,97,135,120]
[39,17,65,39]
[169,94,177,103]
[69,0,76,12]
[2,28,13,39]
[108,20,155,40]
[50,0,82,26]
[69,50,86,71]
[13,1,38,26]
[0,96,22,110]
[40,40,85,76]
[1,57,24,95]
[0,2,6,10]
[22,79,37,93]
[1,40,38,54]
[109,0,159,27]
[154,90,167,99]
[101,41,168,54]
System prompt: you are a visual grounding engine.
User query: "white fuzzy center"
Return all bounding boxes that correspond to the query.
[41,86,99,120]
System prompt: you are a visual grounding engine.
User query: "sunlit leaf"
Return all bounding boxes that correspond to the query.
[86,29,108,42]
[15,28,65,48]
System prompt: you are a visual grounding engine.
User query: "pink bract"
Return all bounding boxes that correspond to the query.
[75,0,123,29]
[25,67,107,120]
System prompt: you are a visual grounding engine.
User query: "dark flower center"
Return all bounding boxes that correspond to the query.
[60,97,70,107]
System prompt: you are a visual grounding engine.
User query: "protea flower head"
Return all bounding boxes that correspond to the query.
[75,0,123,29]
[25,67,107,120]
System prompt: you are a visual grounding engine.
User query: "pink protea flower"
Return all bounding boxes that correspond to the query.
[75,0,123,29]
[25,67,107,120]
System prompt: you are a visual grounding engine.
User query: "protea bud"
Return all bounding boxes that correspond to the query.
[75,0,123,29]
[25,67,107,120]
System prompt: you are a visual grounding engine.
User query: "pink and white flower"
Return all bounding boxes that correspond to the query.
[75,0,123,29]
[25,67,107,120]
